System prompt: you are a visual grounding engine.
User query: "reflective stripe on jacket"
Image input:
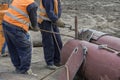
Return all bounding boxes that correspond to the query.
[3,0,34,32]
[38,0,58,23]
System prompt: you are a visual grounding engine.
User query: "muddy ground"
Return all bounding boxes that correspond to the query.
[61,0,120,36]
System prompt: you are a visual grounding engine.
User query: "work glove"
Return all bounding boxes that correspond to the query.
[55,18,65,28]
[29,26,39,31]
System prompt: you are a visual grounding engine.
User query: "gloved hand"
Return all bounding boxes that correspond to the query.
[29,26,39,31]
[55,18,65,28]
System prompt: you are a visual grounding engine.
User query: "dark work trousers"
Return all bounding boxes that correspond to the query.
[2,21,32,73]
[39,21,63,66]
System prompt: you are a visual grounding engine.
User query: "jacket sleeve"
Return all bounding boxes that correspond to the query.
[43,0,62,22]
[27,2,38,28]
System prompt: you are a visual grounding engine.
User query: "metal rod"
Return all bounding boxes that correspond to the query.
[39,29,75,38]
[75,16,78,39]
[0,29,75,38]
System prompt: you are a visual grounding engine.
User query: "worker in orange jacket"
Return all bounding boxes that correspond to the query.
[38,0,65,70]
[2,0,39,75]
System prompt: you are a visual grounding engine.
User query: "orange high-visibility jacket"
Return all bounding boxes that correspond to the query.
[3,0,34,32]
[38,0,58,23]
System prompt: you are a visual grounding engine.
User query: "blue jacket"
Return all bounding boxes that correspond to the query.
[42,0,62,22]
[27,2,38,27]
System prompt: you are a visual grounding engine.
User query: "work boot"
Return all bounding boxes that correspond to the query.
[12,70,21,74]
[54,63,62,67]
[46,65,58,70]
[1,53,8,57]
[25,69,37,76]
[13,69,37,76]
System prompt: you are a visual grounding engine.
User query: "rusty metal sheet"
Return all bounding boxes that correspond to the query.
[78,29,108,41]
[78,29,120,52]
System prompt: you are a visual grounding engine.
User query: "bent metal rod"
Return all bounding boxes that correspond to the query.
[0,28,75,38]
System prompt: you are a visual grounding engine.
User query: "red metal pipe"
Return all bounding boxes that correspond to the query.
[60,39,120,80]
[91,35,120,51]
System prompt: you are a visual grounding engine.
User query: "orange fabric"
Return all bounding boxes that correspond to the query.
[4,0,34,32]
[38,0,58,23]
[0,4,8,52]
[0,10,7,24]
[0,4,8,10]
[54,0,58,15]
[0,4,8,24]
[38,0,45,23]
[0,25,5,52]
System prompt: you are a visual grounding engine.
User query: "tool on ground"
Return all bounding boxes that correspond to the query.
[64,24,73,31]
